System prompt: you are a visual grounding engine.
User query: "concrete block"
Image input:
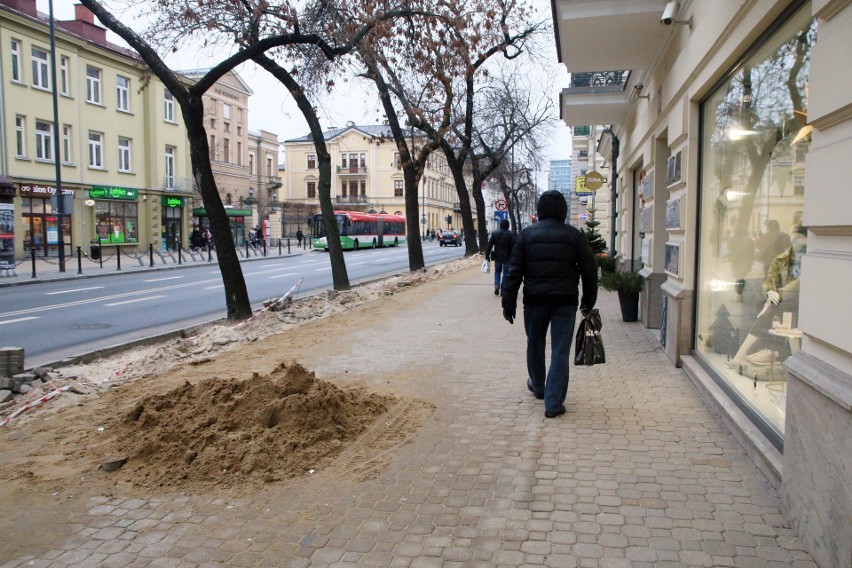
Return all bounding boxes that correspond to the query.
[13,372,36,384]
[17,384,32,394]
[0,347,25,356]
[0,377,12,389]
[0,389,13,403]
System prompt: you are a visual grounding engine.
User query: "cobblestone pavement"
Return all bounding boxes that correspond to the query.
[0,265,817,568]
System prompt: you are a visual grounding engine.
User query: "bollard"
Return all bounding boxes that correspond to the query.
[287,238,291,254]
[208,243,212,262]
[76,246,82,275]
[245,239,249,257]
[31,248,36,279]
[178,245,182,265]
[116,246,121,270]
[149,243,154,267]
[278,239,282,256]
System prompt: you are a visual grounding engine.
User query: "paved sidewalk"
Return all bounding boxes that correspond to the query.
[0,242,311,287]
[0,265,816,567]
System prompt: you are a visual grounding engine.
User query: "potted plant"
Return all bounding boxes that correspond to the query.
[600,270,644,322]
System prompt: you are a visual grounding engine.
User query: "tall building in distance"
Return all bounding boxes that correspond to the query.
[548,160,572,222]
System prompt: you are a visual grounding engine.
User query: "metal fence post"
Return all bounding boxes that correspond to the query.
[76,246,82,275]
[116,246,121,270]
[208,243,212,262]
[31,248,36,279]
[149,243,154,267]
[178,245,182,265]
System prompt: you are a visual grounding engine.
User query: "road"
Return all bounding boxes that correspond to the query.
[0,242,465,369]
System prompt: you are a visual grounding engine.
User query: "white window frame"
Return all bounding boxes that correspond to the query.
[165,145,176,188]
[11,39,23,83]
[35,120,54,162]
[164,90,175,122]
[307,154,316,169]
[86,65,102,104]
[88,131,104,169]
[14,116,26,158]
[59,56,70,96]
[31,46,50,90]
[118,137,132,172]
[62,124,72,164]
[223,103,231,119]
[116,76,130,112]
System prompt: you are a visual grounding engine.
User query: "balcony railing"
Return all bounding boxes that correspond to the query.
[335,195,368,204]
[570,71,628,90]
[162,176,195,193]
[266,176,282,189]
[336,165,368,175]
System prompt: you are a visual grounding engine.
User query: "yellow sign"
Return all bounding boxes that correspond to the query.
[584,171,606,190]
[576,177,587,192]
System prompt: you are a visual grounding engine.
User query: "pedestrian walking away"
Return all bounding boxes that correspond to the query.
[485,218,515,296]
[501,190,598,418]
[296,229,304,247]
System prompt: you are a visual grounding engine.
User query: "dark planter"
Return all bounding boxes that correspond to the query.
[617,290,640,322]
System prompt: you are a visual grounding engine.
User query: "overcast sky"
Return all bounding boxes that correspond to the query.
[40,0,572,178]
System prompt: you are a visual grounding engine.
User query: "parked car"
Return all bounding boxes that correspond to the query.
[439,231,462,247]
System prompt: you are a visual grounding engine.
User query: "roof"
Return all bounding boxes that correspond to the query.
[284,124,419,143]
[177,68,254,96]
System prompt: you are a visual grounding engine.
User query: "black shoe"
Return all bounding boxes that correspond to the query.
[527,379,544,400]
[544,406,566,418]
[494,287,500,296]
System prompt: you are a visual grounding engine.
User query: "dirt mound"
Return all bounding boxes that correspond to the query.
[99,362,394,489]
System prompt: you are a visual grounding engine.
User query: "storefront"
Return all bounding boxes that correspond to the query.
[193,207,252,247]
[19,183,73,258]
[162,195,189,252]
[89,185,139,247]
[694,5,815,449]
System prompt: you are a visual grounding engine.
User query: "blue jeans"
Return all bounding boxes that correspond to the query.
[524,304,578,412]
[493,260,510,292]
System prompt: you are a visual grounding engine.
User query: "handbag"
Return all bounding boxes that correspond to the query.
[574,309,605,366]
[481,260,490,273]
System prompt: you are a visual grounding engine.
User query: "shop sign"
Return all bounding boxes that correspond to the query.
[90,185,138,200]
[162,196,187,208]
[584,171,606,190]
[19,184,74,197]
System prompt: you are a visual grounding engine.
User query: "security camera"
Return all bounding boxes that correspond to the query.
[661,1,678,25]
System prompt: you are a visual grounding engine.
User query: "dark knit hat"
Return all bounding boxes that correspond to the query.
[536,190,568,221]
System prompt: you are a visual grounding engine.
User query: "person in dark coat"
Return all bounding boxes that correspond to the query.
[501,190,598,418]
[485,218,515,296]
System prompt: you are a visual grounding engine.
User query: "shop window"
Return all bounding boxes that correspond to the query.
[695,9,815,441]
[96,201,138,244]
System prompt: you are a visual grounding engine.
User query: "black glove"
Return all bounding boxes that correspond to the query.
[581,304,592,317]
[503,307,515,324]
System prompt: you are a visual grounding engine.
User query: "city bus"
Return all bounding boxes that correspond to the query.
[310,211,406,251]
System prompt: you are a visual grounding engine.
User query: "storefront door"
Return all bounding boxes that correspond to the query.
[163,207,182,252]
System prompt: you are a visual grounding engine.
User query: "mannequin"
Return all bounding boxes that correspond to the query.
[732,229,806,363]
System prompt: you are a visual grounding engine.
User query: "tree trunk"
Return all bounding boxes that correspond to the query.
[441,143,478,256]
[184,101,252,320]
[470,177,488,253]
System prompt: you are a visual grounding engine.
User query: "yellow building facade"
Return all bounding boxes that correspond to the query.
[282,124,468,237]
[0,0,194,265]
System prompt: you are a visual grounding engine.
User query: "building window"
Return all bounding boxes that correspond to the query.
[341,154,348,168]
[164,90,175,122]
[31,46,50,89]
[95,201,138,244]
[394,152,400,168]
[14,116,26,158]
[341,181,348,198]
[209,135,216,160]
[248,152,255,174]
[165,145,176,188]
[118,137,132,172]
[35,120,53,161]
[223,103,230,119]
[237,141,242,166]
[307,181,316,199]
[62,125,72,163]
[60,56,70,95]
[394,180,403,197]
[223,138,230,163]
[694,9,815,443]
[10,39,22,83]
[350,153,358,170]
[307,154,316,169]
[360,153,366,168]
[210,118,216,129]
[86,65,102,104]
[237,126,242,136]
[116,76,130,112]
[223,122,230,133]
[88,131,103,168]
[267,156,273,176]
[360,180,366,196]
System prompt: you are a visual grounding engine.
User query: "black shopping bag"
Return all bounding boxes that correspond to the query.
[574,309,606,366]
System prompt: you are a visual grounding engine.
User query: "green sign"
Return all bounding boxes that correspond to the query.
[162,196,187,208]
[90,186,138,200]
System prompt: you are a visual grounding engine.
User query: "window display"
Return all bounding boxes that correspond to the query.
[695,7,815,439]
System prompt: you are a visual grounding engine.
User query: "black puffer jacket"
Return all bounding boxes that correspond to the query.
[502,191,598,312]
[485,221,514,263]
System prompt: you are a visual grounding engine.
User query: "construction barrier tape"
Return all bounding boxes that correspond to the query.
[1,385,72,426]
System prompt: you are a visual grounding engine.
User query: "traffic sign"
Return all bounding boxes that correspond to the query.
[494,199,508,211]
[494,211,508,221]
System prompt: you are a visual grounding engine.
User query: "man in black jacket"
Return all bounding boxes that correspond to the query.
[502,190,598,418]
[485,218,515,296]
